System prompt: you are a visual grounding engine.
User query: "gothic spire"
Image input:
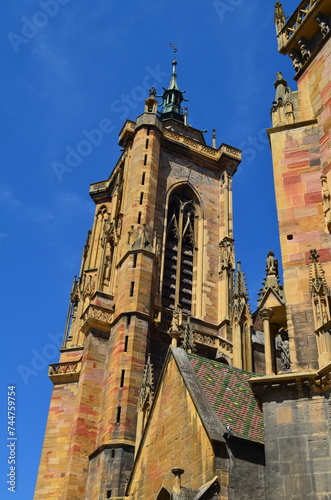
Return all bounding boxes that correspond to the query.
[309,249,331,297]
[232,261,250,320]
[274,2,287,50]
[257,251,285,308]
[181,315,196,354]
[159,60,187,123]
[233,261,248,300]
[274,2,286,33]
[137,354,155,411]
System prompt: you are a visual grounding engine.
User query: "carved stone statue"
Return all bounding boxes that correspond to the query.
[278,328,291,372]
[321,175,331,231]
[266,250,278,275]
[298,37,311,62]
[171,306,182,332]
[289,49,302,72]
[315,15,330,38]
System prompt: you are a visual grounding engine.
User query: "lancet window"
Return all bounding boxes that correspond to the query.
[162,186,197,315]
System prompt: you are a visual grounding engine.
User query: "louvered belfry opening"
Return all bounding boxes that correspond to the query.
[162,186,197,315]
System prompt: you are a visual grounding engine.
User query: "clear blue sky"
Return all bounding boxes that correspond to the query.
[1,1,300,498]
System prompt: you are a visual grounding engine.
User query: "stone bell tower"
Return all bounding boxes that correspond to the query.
[34,59,243,499]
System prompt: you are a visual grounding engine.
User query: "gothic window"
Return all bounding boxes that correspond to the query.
[162,186,197,315]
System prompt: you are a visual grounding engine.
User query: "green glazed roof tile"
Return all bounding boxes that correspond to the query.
[188,354,264,444]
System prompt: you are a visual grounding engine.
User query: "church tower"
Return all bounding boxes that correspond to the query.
[34,59,243,499]
[250,2,331,498]
[268,0,331,372]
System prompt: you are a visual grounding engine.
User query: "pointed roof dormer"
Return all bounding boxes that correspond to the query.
[159,60,187,123]
[258,251,285,310]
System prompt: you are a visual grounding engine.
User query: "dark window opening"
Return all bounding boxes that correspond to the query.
[106,490,112,498]
[139,192,144,205]
[162,187,196,314]
[144,154,148,165]
[287,234,293,240]
[126,315,131,327]
[111,449,115,458]
[116,406,121,423]
[137,212,142,224]
[124,335,129,352]
[145,139,149,149]
[142,172,146,185]
[133,253,137,268]
[120,370,125,387]
[130,282,135,296]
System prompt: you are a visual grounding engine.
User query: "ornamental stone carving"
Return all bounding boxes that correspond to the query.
[49,358,82,384]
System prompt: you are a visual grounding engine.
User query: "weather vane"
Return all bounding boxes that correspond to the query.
[169,42,177,54]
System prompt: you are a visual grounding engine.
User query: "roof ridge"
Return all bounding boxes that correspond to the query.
[187,353,263,378]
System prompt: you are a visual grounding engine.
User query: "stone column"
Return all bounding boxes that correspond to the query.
[260,308,275,375]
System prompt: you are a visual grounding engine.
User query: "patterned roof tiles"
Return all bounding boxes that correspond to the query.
[188,354,264,444]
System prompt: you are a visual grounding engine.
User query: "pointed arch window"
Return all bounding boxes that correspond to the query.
[162,186,198,315]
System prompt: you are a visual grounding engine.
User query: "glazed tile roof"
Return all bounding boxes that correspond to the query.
[188,354,264,444]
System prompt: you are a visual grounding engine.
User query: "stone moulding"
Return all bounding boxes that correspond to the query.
[277,0,325,52]
[48,357,82,384]
[194,331,217,347]
[81,304,113,335]
[117,119,242,170]
[193,331,233,354]
[163,128,242,168]
[249,361,331,395]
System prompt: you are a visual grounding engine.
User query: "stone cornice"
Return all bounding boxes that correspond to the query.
[249,361,331,394]
[162,129,241,165]
[88,442,135,462]
[117,119,242,173]
[267,118,318,135]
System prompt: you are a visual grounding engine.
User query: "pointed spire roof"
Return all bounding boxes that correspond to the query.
[274,2,286,26]
[233,261,249,300]
[138,354,154,411]
[232,261,251,320]
[309,249,331,296]
[159,59,187,123]
[257,251,285,308]
[181,315,196,354]
[168,60,179,90]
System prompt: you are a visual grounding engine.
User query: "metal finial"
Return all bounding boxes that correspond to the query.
[212,129,217,149]
[169,42,177,54]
